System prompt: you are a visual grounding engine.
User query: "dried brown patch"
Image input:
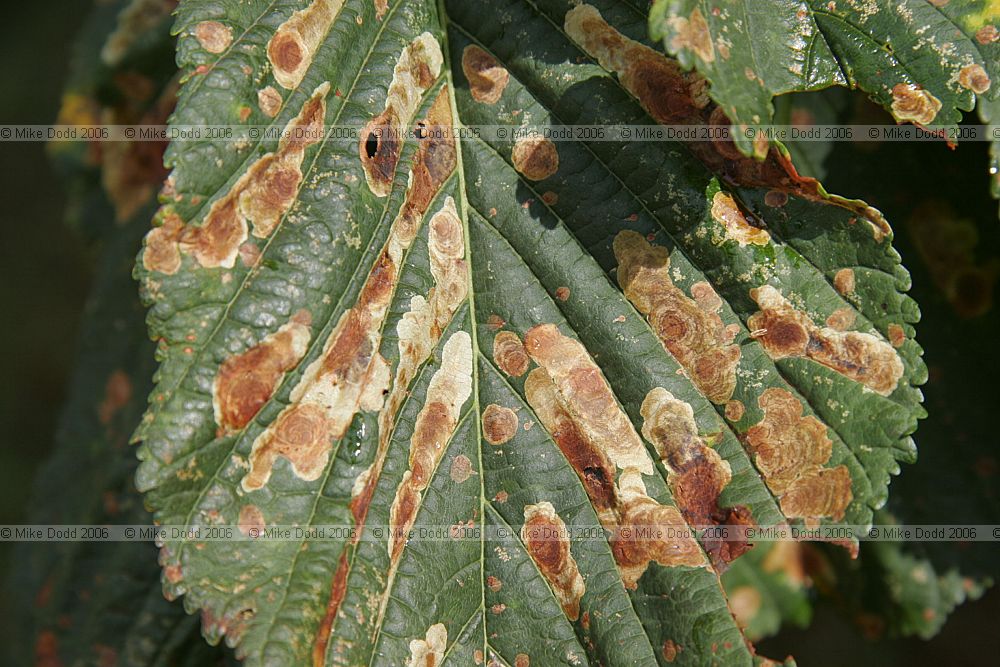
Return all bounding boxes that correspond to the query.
[612,469,705,587]
[564,5,881,226]
[257,86,282,118]
[745,388,852,521]
[748,285,903,395]
[525,370,705,585]
[887,324,905,348]
[614,231,741,404]
[668,7,715,62]
[267,0,344,90]
[462,45,509,104]
[164,84,329,269]
[522,502,586,621]
[825,307,856,331]
[406,623,447,667]
[99,370,132,425]
[312,551,349,666]
[662,639,682,662]
[641,387,752,566]
[482,404,518,445]
[388,332,472,560]
[833,268,855,296]
[890,83,941,125]
[711,191,770,246]
[524,323,651,473]
[237,505,266,536]
[729,586,762,629]
[764,190,788,208]
[493,331,530,377]
[244,402,332,489]
[958,64,991,94]
[360,34,443,197]
[525,369,619,511]
[450,455,474,483]
[976,24,999,44]
[249,95,457,495]
[194,21,232,54]
[512,136,559,181]
[213,313,311,432]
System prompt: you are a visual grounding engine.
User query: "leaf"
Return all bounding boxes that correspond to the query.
[649,0,1000,154]
[134,1,924,664]
[9,3,235,664]
[721,541,812,641]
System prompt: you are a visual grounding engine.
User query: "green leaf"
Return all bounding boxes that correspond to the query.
[650,0,1000,154]
[133,1,924,663]
[9,3,235,664]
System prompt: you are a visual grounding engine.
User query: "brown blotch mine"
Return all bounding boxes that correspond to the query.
[406,623,447,667]
[555,286,571,301]
[487,575,502,592]
[482,404,518,445]
[524,323,652,473]
[194,21,232,54]
[614,231,741,404]
[249,91,457,494]
[512,136,559,181]
[888,324,905,348]
[450,454,474,483]
[521,502,586,621]
[662,639,681,662]
[99,369,133,425]
[729,586,762,629]
[267,0,344,90]
[360,33,443,197]
[745,388,853,521]
[525,369,706,585]
[724,399,744,422]
[667,7,715,63]
[641,387,753,566]
[976,25,999,44]
[515,654,530,667]
[611,469,705,587]
[237,504,266,536]
[711,191,770,246]
[493,331,530,377]
[142,211,184,275]
[764,190,788,208]
[312,551,349,666]
[833,268,855,296]
[462,45,510,104]
[152,83,329,270]
[825,307,856,331]
[388,333,472,561]
[257,86,282,118]
[213,311,312,432]
[748,285,903,395]
[890,83,941,125]
[958,64,991,95]
[564,4,892,230]
[525,368,619,512]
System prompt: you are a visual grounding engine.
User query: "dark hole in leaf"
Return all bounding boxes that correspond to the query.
[365,131,379,159]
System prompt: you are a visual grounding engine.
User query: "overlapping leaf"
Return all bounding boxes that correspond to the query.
[650,0,1000,154]
[133,0,925,664]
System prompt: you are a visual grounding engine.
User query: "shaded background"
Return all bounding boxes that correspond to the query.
[0,1,997,665]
